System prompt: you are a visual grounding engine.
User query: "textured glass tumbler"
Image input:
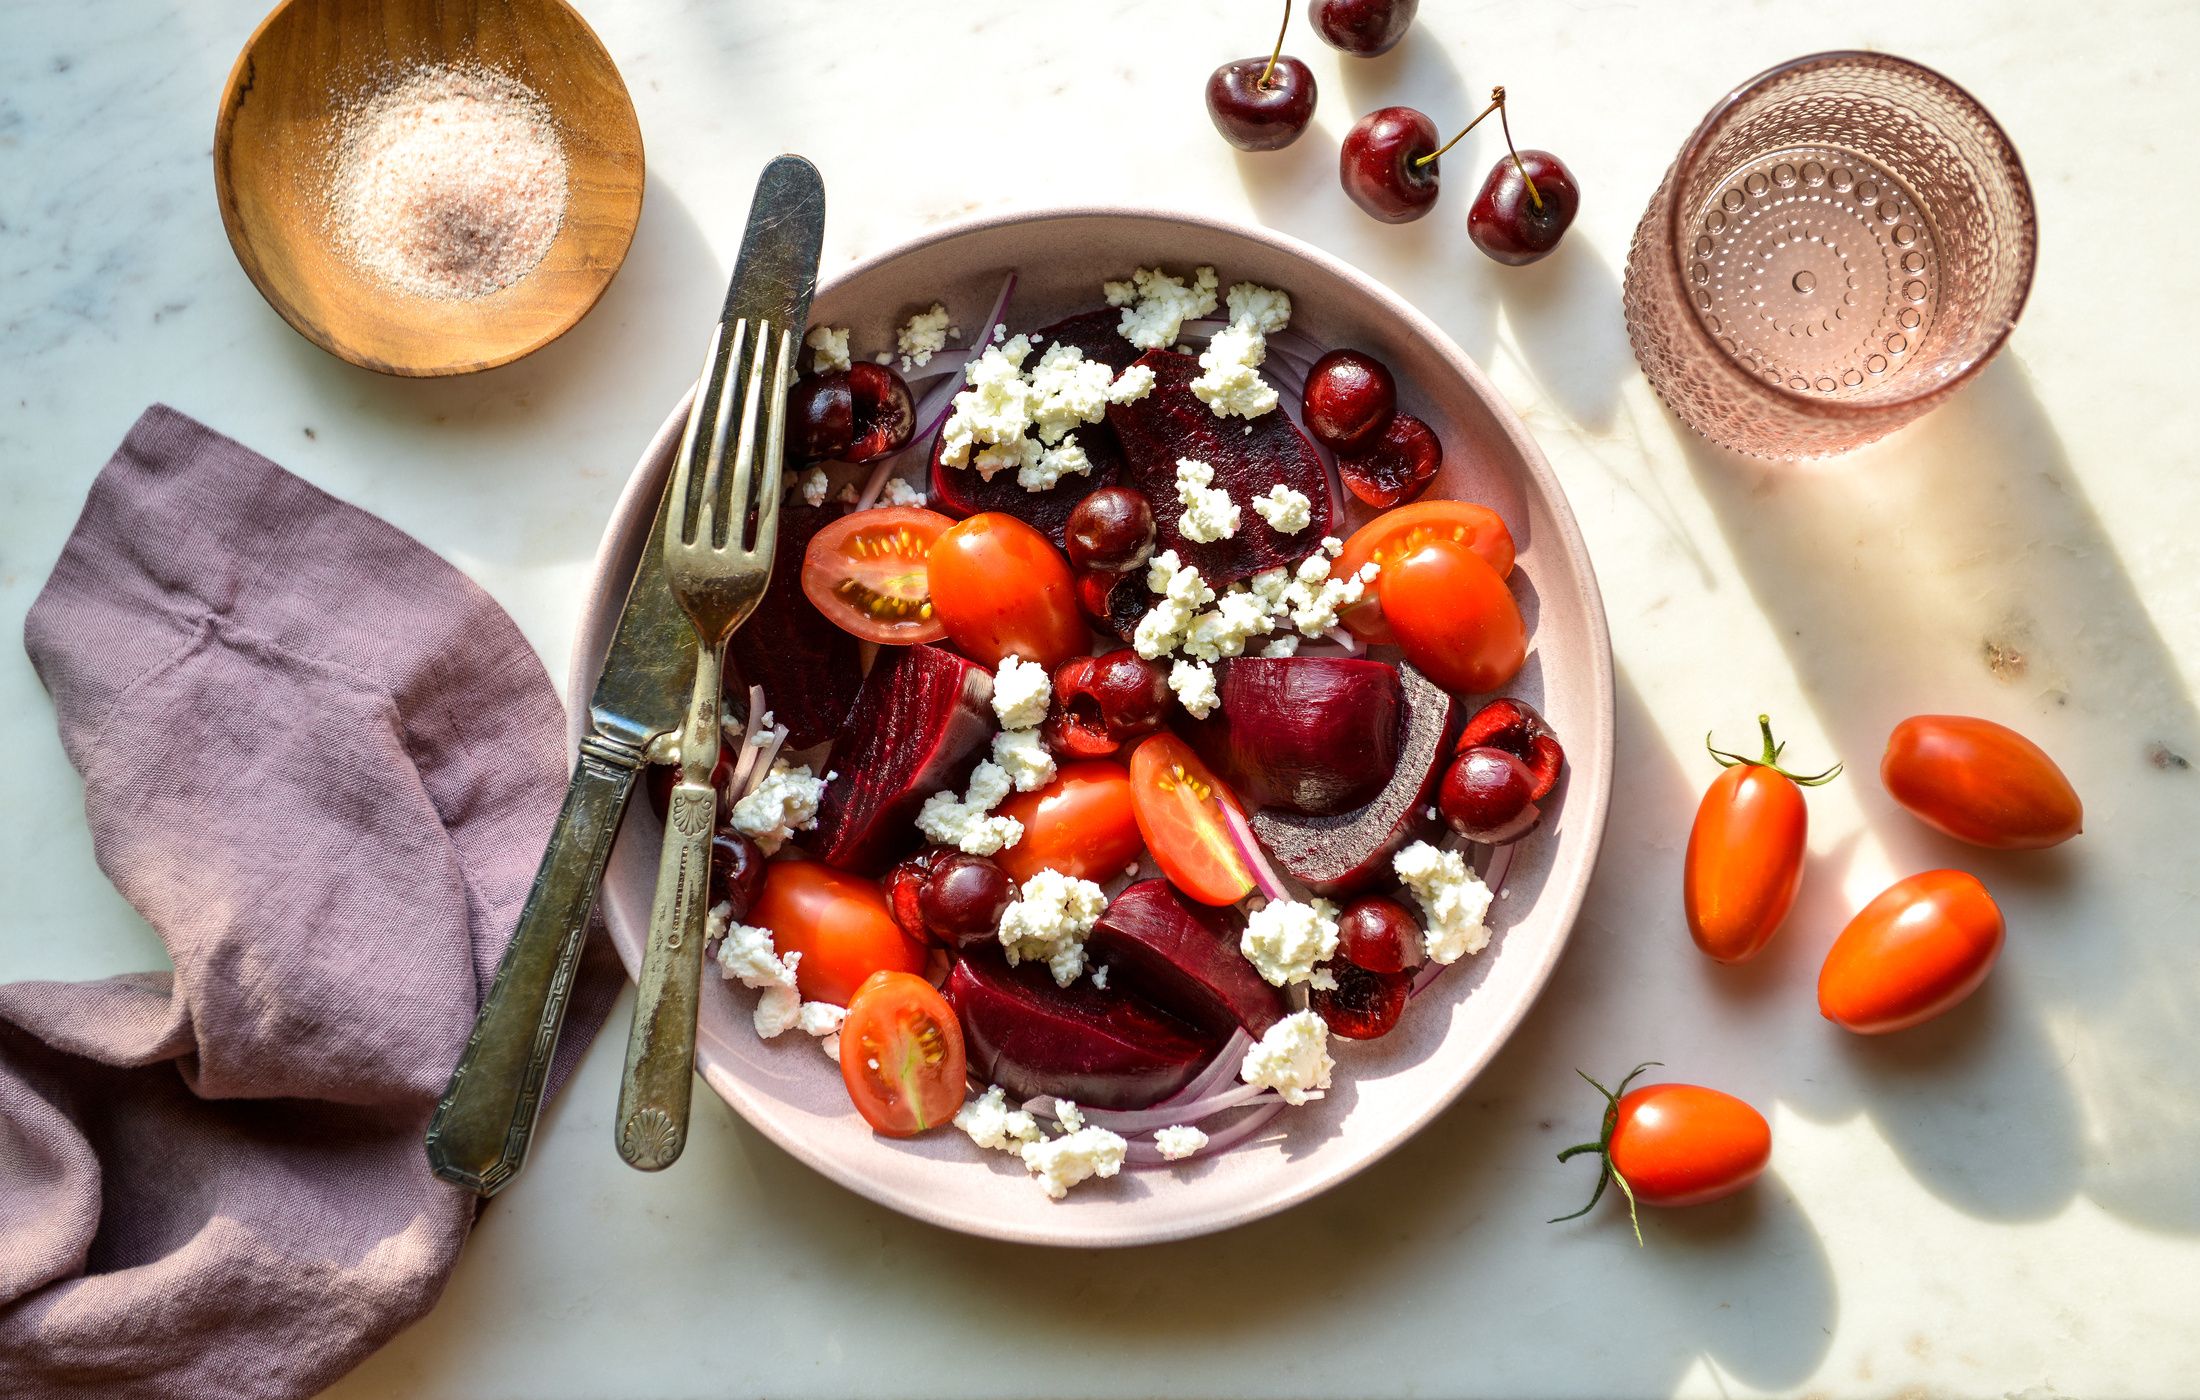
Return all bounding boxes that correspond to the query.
[1623,52,2036,459]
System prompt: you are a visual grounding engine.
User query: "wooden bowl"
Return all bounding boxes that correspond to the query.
[214,0,644,377]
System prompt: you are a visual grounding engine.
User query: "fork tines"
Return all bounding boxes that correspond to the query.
[668,316,792,558]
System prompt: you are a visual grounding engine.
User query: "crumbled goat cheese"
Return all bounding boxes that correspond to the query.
[938,334,1036,477]
[1251,484,1313,534]
[1259,633,1301,658]
[1240,897,1341,987]
[1134,550,1215,659]
[879,475,927,507]
[1105,265,1219,350]
[796,466,831,506]
[747,711,777,744]
[805,325,851,374]
[1190,319,1279,420]
[1027,344,1116,445]
[1224,281,1292,334]
[1181,589,1276,662]
[992,727,1056,792]
[897,302,954,370]
[956,1085,1043,1154]
[1019,434,1095,492]
[1394,841,1494,963]
[1107,363,1157,403]
[916,760,1023,855]
[1175,457,1241,543]
[1154,1124,1209,1161]
[729,761,825,854]
[1240,1010,1335,1106]
[992,654,1053,730]
[1055,1100,1085,1133]
[799,1001,846,1060]
[710,903,804,1038]
[1169,658,1220,719]
[1021,1125,1129,1199]
[1309,966,1338,991]
[1282,553,1377,635]
[1091,965,1110,990]
[998,869,1108,986]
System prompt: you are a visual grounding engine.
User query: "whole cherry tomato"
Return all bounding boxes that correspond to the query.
[1127,734,1255,905]
[1684,715,1842,963]
[838,971,967,1136]
[1881,714,2082,850]
[799,506,953,645]
[1333,500,1516,643]
[1819,869,2005,1034]
[926,513,1088,669]
[748,860,926,1006]
[1380,539,1527,696]
[1552,1063,1771,1242]
[994,761,1142,885]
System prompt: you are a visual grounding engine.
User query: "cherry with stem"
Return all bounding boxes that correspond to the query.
[1206,0,1317,153]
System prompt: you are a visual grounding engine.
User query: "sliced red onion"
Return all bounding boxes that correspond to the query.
[1220,800,1290,903]
[906,346,974,383]
[1026,1081,1277,1138]
[1321,626,1366,657]
[740,724,790,799]
[724,684,771,795]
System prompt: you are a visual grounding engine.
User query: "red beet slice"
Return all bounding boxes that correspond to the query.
[948,944,1221,1110]
[809,644,995,874]
[928,310,1135,545]
[1185,657,1403,816]
[727,501,863,749]
[1104,349,1333,587]
[1088,879,1286,1038]
[1253,662,1460,895]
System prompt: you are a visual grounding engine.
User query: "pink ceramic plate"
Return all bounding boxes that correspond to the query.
[570,208,1613,1246]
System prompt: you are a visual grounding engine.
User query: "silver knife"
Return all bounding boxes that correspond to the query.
[426,156,827,1196]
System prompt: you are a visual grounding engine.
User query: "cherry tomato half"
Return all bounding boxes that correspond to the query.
[1608,1082,1772,1208]
[749,860,926,1006]
[1684,716,1840,964]
[1380,539,1527,696]
[1881,715,2082,850]
[994,761,1141,885]
[1334,501,1517,643]
[1819,869,2005,1034]
[1128,734,1254,906]
[839,970,967,1136]
[926,512,1087,669]
[800,506,953,645]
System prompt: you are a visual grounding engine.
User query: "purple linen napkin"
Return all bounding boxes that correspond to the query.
[0,405,624,1399]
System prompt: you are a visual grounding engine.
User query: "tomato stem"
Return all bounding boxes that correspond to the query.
[1706,714,1842,787]
[1547,1061,1660,1246]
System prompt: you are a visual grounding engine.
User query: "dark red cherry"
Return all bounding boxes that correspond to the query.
[1336,896,1425,974]
[1312,962,1413,1039]
[918,852,1014,946]
[1439,746,1542,844]
[1047,650,1172,759]
[843,362,915,462]
[1206,56,1317,152]
[1469,150,1580,266]
[1340,106,1440,223]
[1456,698,1565,800]
[1337,410,1441,507]
[787,374,854,463]
[884,847,947,942]
[709,831,769,923]
[1310,0,1418,56]
[1301,349,1398,451]
[1065,487,1156,573]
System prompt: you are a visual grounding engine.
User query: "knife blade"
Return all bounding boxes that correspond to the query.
[426,156,827,1196]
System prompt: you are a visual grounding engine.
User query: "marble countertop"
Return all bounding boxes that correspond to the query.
[5,1,2197,1396]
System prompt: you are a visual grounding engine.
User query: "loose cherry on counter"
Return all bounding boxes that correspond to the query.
[1310,0,1418,56]
[1468,103,1579,265]
[1206,1,1317,152]
[1340,106,1441,223]
[1301,349,1398,451]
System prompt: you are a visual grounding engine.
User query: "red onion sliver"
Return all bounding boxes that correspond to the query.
[724,684,771,795]
[1221,801,1290,903]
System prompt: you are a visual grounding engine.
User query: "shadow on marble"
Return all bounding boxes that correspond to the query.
[1490,238,1631,436]
[1672,354,2200,1236]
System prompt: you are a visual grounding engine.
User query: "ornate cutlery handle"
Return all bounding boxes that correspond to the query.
[614,771,716,1170]
[425,737,639,1195]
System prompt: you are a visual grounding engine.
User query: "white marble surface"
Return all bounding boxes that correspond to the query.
[4,1,2198,1395]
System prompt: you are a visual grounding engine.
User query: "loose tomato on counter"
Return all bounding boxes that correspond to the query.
[1684,715,1842,963]
[994,761,1142,885]
[1819,869,2005,1034]
[926,512,1087,669]
[839,971,967,1136]
[1881,714,2082,850]
[748,860,926,1006]
[1380,538,1527,695]
[1127,734,1255,906]
[799,506,953,645]
[1334,500,1517,644]
[1552,1064,1771,1242]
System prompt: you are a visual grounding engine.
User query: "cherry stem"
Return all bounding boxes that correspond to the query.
[1257,0,1290,90]
[1548,1061,1659,1246]
[1707,714,1843,787]
[1411,86,1543,211]
[1496,93,1543,211]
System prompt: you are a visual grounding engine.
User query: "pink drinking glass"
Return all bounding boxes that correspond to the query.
[1622,51,2037,459]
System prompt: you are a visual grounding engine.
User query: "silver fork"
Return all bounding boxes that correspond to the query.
[614,315,789,1171]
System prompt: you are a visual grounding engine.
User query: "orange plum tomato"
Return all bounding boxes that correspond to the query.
[1379,538,1527,696]
[839,971,967,1136]
[748,860,925,1006]
[1553,1065,1771,1239]
[1819,869,2005,1034]
[1127,734,1255,906]
[799,506,953,645]
[1881,714,2082,850]
[994,761,1141,885]
[1684,716,1843,964]
[1334,500,1517,643]
[926,512,1087,669]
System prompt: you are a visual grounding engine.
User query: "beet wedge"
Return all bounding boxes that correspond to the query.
[810,644,994,874]
[1186,657,1403,816]
[1253,662,1459,895]
[929,310,1137,545]
[727,501,864,749]
[1088,879,1286,1038]
[1104,349,1332,587]
[948,944,1221,1110]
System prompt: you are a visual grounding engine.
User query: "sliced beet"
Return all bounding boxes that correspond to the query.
[1104,349,1333,587]
[948,944,1220,1110]
[1253,662,1460,895]
[727,501,864,749]
[1186,657,1403,816]
[1088,879,1286,1038]
[809,644,994,873]
[928,310,1137,545]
